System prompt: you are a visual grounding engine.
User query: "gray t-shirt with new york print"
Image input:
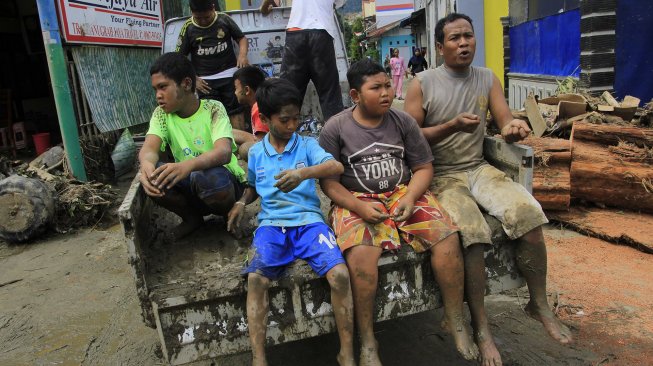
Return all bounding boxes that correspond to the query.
[319,107,433,193]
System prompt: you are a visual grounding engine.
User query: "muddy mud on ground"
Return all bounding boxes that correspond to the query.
[2,178,652,366]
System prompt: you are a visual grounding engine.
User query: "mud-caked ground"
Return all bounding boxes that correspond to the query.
[1,200,651,366]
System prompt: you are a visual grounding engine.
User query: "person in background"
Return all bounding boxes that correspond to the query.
[389,48,407,100]
[260,0,345,122]
[176,0,249,131]
[383,52,391,76]
[408,47,428,77]
[233,65,269,160]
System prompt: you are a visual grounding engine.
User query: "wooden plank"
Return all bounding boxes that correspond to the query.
[601,91,620,107]
[548,207,653,253]
[525,94,547,137]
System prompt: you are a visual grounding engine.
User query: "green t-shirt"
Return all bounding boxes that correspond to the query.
[146,99,246,183]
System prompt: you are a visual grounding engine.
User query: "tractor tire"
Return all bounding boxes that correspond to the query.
[0,175,55,243]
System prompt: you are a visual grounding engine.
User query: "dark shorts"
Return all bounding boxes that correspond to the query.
[199,77,243,116]
[158,162,245,215]
[281,29,344,122]
[242,222,345,280]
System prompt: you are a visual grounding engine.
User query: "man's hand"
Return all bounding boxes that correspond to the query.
[237,54,249,68]
[274,169,304,193]
[451,113,481,133]
[139,162,163,197]
[196,77,211,94]
[355,201,390,224]
[391,199,414,222]
[260,0,276,15]
[227,203,245,233]
[501,119,531,143]
[152,161,193,190]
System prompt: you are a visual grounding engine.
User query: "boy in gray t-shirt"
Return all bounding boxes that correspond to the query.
[319,59,479,364]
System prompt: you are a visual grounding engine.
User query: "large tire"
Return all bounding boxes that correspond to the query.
[0,175,55,243]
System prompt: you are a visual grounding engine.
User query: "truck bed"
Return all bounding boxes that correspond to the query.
[119,172,526,365]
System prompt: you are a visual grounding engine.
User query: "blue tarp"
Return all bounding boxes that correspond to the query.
[615,0,653,103]
[509,10,580,77]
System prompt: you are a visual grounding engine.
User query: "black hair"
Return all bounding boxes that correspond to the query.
[150,52,196,92]
[347,58,386,91]
[189,0,214,12]
[233,66,267,91]
[435,13,474,44]
[256,78,302,117]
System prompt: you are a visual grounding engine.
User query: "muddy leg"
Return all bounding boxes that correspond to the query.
[464,243,502,366]
[431,234,479,361]
[344,246,383,366]
[151,191,203,239]
[247,273,271,366]
[517,227,572,344]
[325,264,356,366]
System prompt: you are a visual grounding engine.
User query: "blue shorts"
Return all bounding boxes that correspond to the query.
[242,222,345,280]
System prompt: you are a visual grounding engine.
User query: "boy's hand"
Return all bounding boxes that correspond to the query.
[356,201,390,224]
[152,162,193,190]
[452,113,481,133]
[501,119,531,143]
[139,162,163,197]
[227,203,245,233]
[196,77,211,94]
[391,199,414,222]
[274,169,304,193]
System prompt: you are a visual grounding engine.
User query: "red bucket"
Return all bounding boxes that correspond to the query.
[33,132,51,156]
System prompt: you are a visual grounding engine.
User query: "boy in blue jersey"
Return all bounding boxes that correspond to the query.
[226,78,355,366]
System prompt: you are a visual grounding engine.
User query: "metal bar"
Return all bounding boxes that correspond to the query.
[36,0,87,181]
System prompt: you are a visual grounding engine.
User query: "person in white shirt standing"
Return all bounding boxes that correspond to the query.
[260,0,345,122]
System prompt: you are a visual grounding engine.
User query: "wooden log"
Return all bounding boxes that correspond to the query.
[572,121,653,148]
[570,140,653,213]
[521,137,571,211]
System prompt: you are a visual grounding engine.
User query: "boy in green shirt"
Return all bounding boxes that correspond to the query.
[139,52,246,239]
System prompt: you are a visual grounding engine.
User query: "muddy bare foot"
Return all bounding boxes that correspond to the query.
[252,356,268,366]
[525,301,573,344]
[441,318,479,361]
[336,352,356,366]
[359,341,382,366]
[475,330,502,366]
[173,215,203,240]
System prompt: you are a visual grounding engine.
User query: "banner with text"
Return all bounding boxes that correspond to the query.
[58,0,164,47]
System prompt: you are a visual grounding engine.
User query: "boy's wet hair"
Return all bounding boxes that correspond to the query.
[347,58,386,91]
[435,13,474,44]
[190,0,214,12]
[150,52,196,92]
[233,66,267,91]
[256,78,302,117]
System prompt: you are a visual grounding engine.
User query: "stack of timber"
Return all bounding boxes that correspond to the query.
[570,121,653,213]
[520,136,571,211]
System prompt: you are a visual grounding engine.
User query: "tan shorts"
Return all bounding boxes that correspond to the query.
[430,164,548,248]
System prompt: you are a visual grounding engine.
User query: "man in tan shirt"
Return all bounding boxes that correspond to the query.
[405,13,572,366]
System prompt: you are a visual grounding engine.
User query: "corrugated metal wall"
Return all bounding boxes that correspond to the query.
[71,47,159,133]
